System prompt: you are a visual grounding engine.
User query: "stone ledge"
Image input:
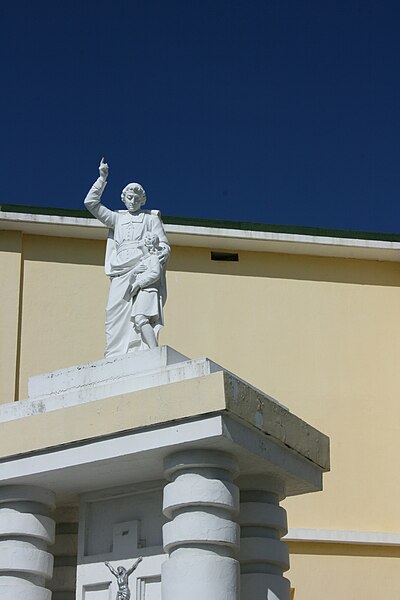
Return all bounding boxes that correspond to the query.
[0,369,329,472]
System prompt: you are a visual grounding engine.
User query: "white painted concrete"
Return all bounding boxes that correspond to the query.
[0,354,330,599]
[2,209,400,261]
[285,527,400,546]
[78,483,165,562]
[76,554,165,600]
[28,346,188,400]
[163,474,239,518]
[0,485,56,600]
[0,509,54,543]
[238,476,290,600]
[0,415,324,500]
[0,349,222,422]
[162,450,240,600]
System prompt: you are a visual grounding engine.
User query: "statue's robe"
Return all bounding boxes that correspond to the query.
[84,178,169,357]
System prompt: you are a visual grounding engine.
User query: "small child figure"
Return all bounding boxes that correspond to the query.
[127,232,162,299]
[125,232,163,349]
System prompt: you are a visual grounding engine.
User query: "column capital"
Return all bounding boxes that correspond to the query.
[237,475,286,499]
[164,449,239,479]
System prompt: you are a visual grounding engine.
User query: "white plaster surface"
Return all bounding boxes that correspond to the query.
[163,511,239,552]
[2,209,400,262]
[28,346,188,399]
[0,415,324,499]
[76,553,165,600]
[240,537,289,569]
[0,485,56,600]
[285,527,400,546]
[162,450,240,600]
[0,509,55,543]
[136,574,161,600]
[0,352,330,599]
[162,554,239,600]
[163,474,239,518]
[0,347,222,423]
[241,573,291,600]
[239,503,288,536]
[0,541,54,576]
[79,483,165,562]
[0,485,56,509]
[0,584,52,600]
[1,347,329,477]
[239,476,290,600]
[76,482,167,599]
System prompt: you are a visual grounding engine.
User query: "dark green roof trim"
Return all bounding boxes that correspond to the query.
[0,203,92,219]
[1,202,400,243]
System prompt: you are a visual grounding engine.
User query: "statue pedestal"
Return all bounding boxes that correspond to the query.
[0,347,329,600]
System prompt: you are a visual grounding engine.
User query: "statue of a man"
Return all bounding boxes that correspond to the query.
[84,159,170,357]
[105,558,143,600]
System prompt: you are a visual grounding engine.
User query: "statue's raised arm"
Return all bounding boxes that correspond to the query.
[105,560,118,578]
[84,158,116,229]
[126,556,143,576]
[99,157,109,181]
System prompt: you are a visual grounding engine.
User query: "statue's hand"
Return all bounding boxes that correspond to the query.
[99,157,109,182]
[133,264,147,275]
[158,245,170,266]
[130,283,140,297]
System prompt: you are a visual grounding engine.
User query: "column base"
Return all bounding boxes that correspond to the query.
[162,552,239,600]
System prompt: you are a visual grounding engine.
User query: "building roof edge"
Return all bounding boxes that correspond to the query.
[1,202,400,243]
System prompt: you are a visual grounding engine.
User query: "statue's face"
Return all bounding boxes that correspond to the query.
[122,184,145,213]
[117,566,126,575]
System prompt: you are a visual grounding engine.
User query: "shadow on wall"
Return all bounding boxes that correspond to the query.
[10,233,400,288]
[168,246,400,288]
[23,235,106,267]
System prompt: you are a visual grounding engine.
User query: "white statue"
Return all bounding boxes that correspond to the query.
[84,159,170,357]
[105,558,143,600]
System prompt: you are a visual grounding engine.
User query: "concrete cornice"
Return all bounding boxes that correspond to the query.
[286,528,400,547]
[2,210,400,262]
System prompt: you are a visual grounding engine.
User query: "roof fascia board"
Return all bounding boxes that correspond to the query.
[1,210,400,262]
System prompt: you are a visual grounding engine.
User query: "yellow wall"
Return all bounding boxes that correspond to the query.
[18,234,108,399]
[3,233,400,548]
[0,231,22,404]
[287,542,400,600]
[163,246,400,534]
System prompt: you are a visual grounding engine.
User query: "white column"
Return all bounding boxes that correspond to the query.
[162,449,240,600]
[239,475,290,600]
[0,485,56,600]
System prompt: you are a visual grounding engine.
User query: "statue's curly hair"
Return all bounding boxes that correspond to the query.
[121,183,147,208]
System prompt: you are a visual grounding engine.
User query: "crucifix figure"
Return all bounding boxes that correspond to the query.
[105,558,143,600]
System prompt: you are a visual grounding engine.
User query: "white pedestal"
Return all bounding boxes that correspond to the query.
[0,347,330,600]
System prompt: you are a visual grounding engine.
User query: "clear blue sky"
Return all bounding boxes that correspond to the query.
[1,0,400,232]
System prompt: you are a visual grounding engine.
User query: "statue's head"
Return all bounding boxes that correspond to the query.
[121,183,146,213]
[117,566,127,576]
